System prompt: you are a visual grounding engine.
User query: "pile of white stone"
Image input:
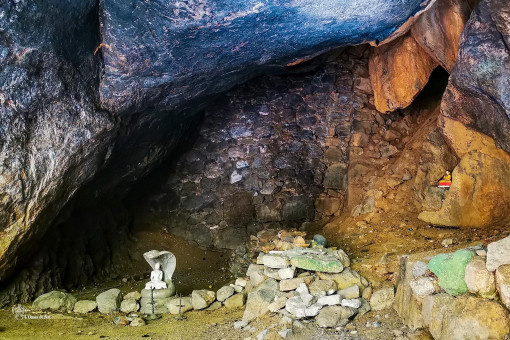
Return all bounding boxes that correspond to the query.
[236,246,395,333]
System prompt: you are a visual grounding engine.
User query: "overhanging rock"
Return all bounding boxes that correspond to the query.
[99,0,434,115]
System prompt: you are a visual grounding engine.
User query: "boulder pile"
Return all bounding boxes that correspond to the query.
[235,244,393,332]
[395,235,510,339]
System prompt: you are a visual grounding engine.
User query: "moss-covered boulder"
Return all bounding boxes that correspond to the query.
[290,254,344,273]
[428,249,474,296]
[32,291,77,312]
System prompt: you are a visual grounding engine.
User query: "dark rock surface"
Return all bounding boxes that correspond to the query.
[99,0,433,115]
[0,0,498,306]
[0,0,114,285]
[440,0,510,153]
[128,47,377,250]
[0,0,436,293]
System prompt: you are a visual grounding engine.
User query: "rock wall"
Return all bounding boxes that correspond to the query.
[130,47,375,250]
[0,0,116,286]
[418,0,510,228]
[0,0,505,308]
[395,245,510,339]
[0,0,443,295]
[368,0,477,113]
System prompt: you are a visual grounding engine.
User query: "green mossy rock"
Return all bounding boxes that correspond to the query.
[428,249,475,296]
[290,254,344,273]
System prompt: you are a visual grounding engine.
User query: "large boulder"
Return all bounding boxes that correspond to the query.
[419,151,510,227]
[439,0,510,155]
[32,291,77,312]
[369,33,437,113]
[410,0,478,72]
[424,294,510,339]
[0,0,116,294]
[99,0,435,115]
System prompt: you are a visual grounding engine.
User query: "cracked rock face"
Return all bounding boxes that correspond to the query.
[0,0,115,283]
[440,0,510,154]
[0,0,437,299]
[3,0,509,306]
[98,0,433,115]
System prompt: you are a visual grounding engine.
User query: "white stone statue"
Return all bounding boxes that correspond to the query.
[143,250,176,291]
[145,262,167,290]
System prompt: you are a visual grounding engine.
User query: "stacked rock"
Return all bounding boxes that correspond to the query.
[140,288,175,315]
[164,281,247,315]
[395,237,510,339]
[240,246,373,329]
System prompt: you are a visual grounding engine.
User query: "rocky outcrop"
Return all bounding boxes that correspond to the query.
[369,0,479,113]
[439,0,510,154]
[418,0,510,228]
[396,245,510,339]
[128,47,368,250]
[411,0,478,72]
[0,0,439,302]
[369,34,438,113]
[419,151,510,227]
[0,0,115,288]
[99,0,434,115]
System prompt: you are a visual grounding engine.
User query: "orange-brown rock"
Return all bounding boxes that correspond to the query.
[255,229,307,253]
[413,128,459,211]
[419,151,510,227]
[439,115,510,163]
[369,34,438,113]
[411,0,478,72]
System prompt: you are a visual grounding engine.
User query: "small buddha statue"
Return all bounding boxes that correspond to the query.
[145,262,167,290]
[443,171,452,181]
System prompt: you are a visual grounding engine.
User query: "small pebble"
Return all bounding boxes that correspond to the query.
[278,328,293,339]
[234,320,248,329]
[441,238,453,247]
[257,329,269,340]
[476,249,487,257]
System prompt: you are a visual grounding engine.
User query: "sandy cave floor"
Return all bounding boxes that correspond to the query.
[0,302,431,340]
[0,219,507,339]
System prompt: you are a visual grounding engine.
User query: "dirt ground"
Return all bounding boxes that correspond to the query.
[0,202,505,339]
[0,224,440,340]
[324,211,508,288]
[0,301,432,340]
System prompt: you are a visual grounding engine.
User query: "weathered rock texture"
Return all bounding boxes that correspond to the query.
[396,247,510,339]
[0,0,438,305]
[130,47,370,249]
[439,0,510,154]
[417,0,510,228]
[369,34,438,113]
[411,0,478,72]
[369,0,479,113]
[419,151,510,227]
[0,0,115,291]
[99,0,433,115]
